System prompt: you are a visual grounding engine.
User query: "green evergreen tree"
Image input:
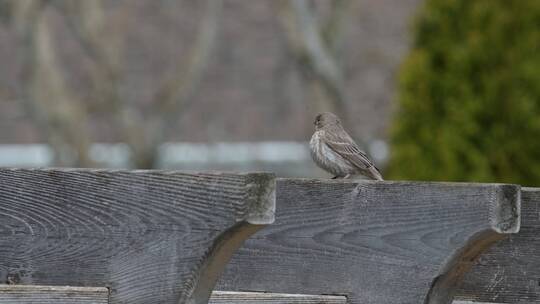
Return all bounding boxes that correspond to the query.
[388,0,540,186]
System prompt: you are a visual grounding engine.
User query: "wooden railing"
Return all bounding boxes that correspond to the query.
[218,179,521,304]
[1,169,536,303]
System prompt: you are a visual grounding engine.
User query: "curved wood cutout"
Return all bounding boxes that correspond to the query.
[425,231,506,304]
[182,222,267,304]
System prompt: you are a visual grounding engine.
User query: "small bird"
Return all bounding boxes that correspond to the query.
[310,112,383,180]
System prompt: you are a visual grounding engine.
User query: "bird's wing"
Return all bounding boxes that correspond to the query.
[324,131,383,180]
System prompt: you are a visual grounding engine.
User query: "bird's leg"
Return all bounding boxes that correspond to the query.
[343,174,351,179]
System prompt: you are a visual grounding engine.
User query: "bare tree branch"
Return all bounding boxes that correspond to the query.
[11,1,222,168]
[139,0,223,168]
[152,0,223,122]
[321,0,351,60]
[51,0,221,168]
[12,0,48,139]
[51,1,160,168]
[51,0,123,108]
[292,0,343,88]
[13,1,95,166]
[278,0,350,119]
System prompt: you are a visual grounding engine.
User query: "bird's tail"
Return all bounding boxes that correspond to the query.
[369,166,384,181]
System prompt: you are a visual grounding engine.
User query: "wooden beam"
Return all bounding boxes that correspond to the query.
[454,302,501,304]
[0,168,275,304]
[209,291,346,304]
[218,179,520,304]
[0,286,496,304]
[0,285,109,304]
[458,187,540,303]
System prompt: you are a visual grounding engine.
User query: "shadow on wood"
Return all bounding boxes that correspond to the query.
[0,168,275,304]
[218,179,520,304]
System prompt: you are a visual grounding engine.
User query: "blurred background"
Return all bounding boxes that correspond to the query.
[0,0,539,186]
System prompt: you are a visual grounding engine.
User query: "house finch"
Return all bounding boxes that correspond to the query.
[310,112,383,180]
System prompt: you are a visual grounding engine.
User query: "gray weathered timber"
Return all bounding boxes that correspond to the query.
[217,179,520,304]
[458,187,540,303]
[452,300,500,304]
[209,291,346,304]
[0,168,275,304]
[0,285,109,304]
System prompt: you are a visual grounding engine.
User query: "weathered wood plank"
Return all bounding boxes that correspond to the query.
[0,285,109,304]
[452,300,504,304]
[458,187,540,303]
[207,292,496,304]
[209,291,346,304]
[217,179,520,304]
[0,168,275,304]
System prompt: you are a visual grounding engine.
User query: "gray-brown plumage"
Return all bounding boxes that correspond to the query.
[310,112,383,180]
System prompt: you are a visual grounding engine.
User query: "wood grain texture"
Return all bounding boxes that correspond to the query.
[209,291,346,304]
[0,284,108,304]
[217,179,520,304]
[458,187,540,303]
[0,168,275,304]
[452,300,504,304]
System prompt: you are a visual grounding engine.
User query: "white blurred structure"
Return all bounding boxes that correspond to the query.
[0,141,389,177]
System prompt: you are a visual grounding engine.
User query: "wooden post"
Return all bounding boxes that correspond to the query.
[218,179,521,304]
[0,168,275,304]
